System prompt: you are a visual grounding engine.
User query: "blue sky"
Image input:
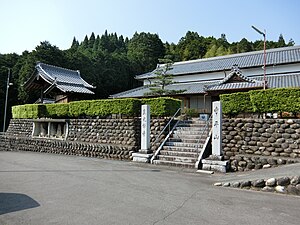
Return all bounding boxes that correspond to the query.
[0,0,299,54]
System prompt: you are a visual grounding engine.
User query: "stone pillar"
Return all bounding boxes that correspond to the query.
[57,123,62,137]
[201,101,228,173]
[212,101,222,156]
[132,105,152,163]
[141,105,150,151]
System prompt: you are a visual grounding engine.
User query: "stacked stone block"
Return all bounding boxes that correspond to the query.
[68,119,141,146]
[222,119,300,171]
[1,118,168,161]
[6,119,33,137]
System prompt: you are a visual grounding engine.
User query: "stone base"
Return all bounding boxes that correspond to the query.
[139,149,153,154]
[202,155,228,173]
[132,152,153,163]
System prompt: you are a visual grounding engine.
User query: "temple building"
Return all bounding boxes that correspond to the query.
[24,62,95,103]
[111,46,300,113]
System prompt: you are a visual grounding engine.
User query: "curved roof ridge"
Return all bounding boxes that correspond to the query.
[136,45,300,79]
[173,45,300,66]
[37,62,79,73]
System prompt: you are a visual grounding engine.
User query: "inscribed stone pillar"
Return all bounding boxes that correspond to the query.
[132,104,152,163]
[141,104,150,151]
[212,101,222,156]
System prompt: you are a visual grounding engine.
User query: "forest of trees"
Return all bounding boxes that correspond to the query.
[0,30,295,129]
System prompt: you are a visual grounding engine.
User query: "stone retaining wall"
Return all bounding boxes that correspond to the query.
[0,135,136,160]
[68,119,140,146]
[223,119,300,171]
[1,118,168,160]
[6,119,33,137]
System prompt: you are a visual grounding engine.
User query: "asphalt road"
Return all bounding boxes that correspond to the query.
[0,151,299,225]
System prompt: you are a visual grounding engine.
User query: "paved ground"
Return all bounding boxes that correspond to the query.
[0,151,300,225]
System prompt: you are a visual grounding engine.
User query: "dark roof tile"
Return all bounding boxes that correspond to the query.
[136,46,300,79]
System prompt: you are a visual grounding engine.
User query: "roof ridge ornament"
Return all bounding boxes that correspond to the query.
[231,64,241,74]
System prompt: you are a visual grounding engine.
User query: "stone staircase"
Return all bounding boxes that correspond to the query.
[152,118,210,168]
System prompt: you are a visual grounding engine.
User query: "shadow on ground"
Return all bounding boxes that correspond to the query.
[0,193,40,215]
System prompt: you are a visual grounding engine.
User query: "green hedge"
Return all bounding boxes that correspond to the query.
[12,104,46,119]
[45,103,70,118]
[12,97,181,119]
[69,98,141,117]
[141,97,181,116]
[220,88,300,115]
[250,88,300,113]
[220,92,253,116]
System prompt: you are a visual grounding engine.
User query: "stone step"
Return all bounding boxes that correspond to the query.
[157,155,197,163]
[165,141,202,148]
[172,134,206,139]
[179,120,207,124]
[177,123,207,128]
[173,130,205,135]
[160,150,198,158]
[162,145,201,152]
[152,160,195,169]
[175,127,206,131]
[168,138,200,143]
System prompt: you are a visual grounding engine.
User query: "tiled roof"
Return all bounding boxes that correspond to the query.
[205,66,264,91]
[55,83,95,94]
[25,62,95,94]
[110,81,216,98]
[136,46,300,79]
[205,82,264,91]
[256,73,300,88]
[111,72,300,98]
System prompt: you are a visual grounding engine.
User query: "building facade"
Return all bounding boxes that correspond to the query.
[24,62,95,103]
[111,46,300,113]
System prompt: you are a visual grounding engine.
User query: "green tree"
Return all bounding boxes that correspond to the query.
[93,35,100,51]
[177,31,208,60]
[71,37,79,49]
[89,32,96,49]
[287,38,295,46]
[277,34,286,47]
[204,44,218,58]
[81,35,89,49]
[215,45,227,56]
[127,32,165,74]
[144,59,185,96]
[237,38,253,53]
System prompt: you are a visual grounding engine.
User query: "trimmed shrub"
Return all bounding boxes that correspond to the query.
[141,97,181,116]
[220,92,253,116]
[68,100,90,117]
[220,88,300,115]
[12,104,46,119]
[183,108,198,117]
[12,97,182,119]
[45,103,70,118]
[69,98,141,117]
[250,88,300,113]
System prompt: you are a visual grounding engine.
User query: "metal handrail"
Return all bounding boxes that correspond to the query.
[153,108,181,144]
[195,115,212,152]
[150,120,180,163]
[194,115,212,169]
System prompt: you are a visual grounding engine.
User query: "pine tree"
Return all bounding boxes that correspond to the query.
[89,32,96,49]
[287,38,295,46]
[277,34,286,47]
[93,35,100,51]
[81,35,89,49]
[71,37,79,49]
[144,59,185,96]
